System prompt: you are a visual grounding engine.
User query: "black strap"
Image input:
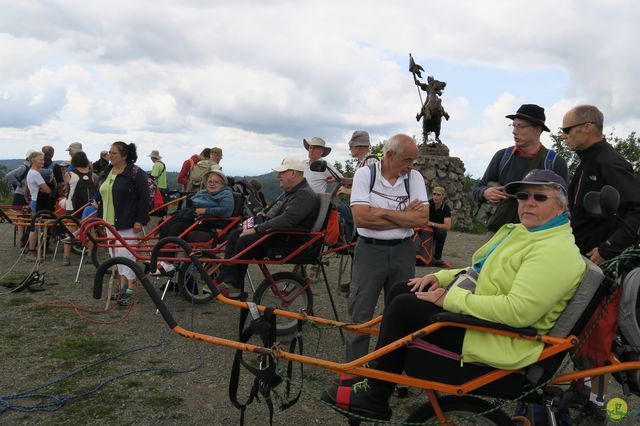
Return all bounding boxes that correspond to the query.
[368,163,411,197]
[228,304,304,425]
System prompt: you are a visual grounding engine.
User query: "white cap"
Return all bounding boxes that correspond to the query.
[272,156,305,172]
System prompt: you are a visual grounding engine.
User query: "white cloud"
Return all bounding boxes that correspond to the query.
[0,0,639,177]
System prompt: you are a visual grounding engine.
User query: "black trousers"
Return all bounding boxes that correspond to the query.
[433,228,448,260]
[158,217,215,258]
[373,282,497,385]
[218,228,263,291]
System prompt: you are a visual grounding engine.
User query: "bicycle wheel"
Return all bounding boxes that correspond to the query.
[177,261,217,304]
[88,227,112,270]
[253,271,312,335]
[91,243,113,271]
[404,395,514,426]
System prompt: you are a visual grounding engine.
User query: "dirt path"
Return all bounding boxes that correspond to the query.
[0,225,636,425]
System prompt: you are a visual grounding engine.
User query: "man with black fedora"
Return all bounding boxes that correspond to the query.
[473,103,568,232]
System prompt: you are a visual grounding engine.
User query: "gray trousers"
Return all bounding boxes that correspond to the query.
[345,238,416,361]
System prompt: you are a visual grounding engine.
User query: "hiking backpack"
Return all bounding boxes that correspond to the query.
[14,164,31,189]
[131,165,162,211]
[69,169,97,210]
[187,160,217,192]
[231,179,267,219]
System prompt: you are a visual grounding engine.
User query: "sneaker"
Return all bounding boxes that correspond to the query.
[62,256,71,266]
[61,236,75,244]
[118,289,136,306]
[111,285,128,301]
[24,252,39,263]
[321,378,393,421]
[149,262,175,276]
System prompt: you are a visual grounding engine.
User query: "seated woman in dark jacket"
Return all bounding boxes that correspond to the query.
[153,168,234,275]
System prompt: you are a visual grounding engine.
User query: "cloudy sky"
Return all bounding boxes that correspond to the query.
[1,0,639,177]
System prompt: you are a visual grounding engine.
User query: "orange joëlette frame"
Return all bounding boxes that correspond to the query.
[93,247,640,425]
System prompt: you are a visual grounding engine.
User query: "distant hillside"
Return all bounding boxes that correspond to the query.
[0,159,26,171]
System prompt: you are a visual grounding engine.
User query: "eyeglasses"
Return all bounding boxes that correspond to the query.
[512,192,558,202]
[509,123,532,130]
[400,157,418,165]
[560,122,589,134]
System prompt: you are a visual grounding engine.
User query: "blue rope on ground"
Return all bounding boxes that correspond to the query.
[0,284,204,415]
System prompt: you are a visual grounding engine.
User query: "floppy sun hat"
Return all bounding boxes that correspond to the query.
[303,137,331,157]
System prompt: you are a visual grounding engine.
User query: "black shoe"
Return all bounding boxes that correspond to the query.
[573,401,607,425]
[430,258,444,267]
[321,378,393,421]
[563,382,589,408]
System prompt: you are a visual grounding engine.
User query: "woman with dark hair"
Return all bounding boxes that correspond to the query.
[93,141,150,306]
[61,151,97,266]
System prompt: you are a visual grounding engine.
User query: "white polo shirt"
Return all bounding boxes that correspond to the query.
[351,162,429,240]
[303,159,343,193]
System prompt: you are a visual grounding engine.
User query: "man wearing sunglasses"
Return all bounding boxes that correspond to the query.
[562,105,640,265]
[473,104,569,233]
[561,105,640,423]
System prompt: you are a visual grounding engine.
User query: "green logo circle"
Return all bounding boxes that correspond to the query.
[606,397,628,421]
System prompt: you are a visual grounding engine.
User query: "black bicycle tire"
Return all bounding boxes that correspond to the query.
[176,261,216,304]
[404,395,514,425]
[253,271,312,335]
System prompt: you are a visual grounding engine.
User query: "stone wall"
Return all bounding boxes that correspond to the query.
[415,145,472,230]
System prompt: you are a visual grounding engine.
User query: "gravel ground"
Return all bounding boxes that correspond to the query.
[0,224,638,425]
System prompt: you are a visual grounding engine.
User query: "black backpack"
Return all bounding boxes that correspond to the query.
[70,169,97,210]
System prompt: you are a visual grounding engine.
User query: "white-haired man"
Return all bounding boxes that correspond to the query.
[346,134,429,361]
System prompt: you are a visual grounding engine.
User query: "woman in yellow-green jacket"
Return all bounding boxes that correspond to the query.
[322,169,586,421]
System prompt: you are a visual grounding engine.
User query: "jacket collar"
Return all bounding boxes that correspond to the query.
[576,139,607,161]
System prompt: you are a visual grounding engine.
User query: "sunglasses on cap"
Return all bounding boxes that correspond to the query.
[511,192,559,202]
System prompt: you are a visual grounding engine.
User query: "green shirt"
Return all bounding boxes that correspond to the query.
[99,171,117,225]
[151,160,167,189]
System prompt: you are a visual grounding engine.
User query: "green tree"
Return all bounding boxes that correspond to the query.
[551,130,640,176]
[0,164,13,201]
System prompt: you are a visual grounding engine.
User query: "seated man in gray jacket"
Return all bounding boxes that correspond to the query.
[218,157,320,297]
